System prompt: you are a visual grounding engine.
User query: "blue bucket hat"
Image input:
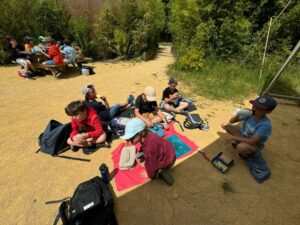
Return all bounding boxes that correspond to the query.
[120,118,146,140]
[250,95,277,110]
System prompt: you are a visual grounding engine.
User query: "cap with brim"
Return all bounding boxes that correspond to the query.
[120,118,146,140]
[38,36,45,42]
[144,86,156,102]
[82,85,93,96]
[250,95,277,110]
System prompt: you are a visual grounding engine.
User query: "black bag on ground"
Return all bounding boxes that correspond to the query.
[38,120,71,155]
[186,102,197,112]
[117,107,135,118]
[57,176,117,225]
[183,113,204,129]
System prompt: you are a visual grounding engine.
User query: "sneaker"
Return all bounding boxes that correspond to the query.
[55,72,62,78]
[83,142,110,154]
[180,110,189,116]
[100,141,111,148]
[158,170,174,185]
[70,145,80,152]
[127,94,135,105]
[200,124,209,131]
[238,153,248,160]
[83,145,98,154]
[26,76,36,80]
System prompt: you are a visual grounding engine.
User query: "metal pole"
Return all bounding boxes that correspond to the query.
[259,17,272,81]
[268,93,300,101]
[262,40,300,95]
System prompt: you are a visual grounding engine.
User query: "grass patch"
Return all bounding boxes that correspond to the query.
[221,179,235,194]
[168,58,300,100]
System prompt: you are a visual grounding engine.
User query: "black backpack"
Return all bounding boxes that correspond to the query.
[38,120,71,155]
[183,113,204,129]
[55,177,117,225]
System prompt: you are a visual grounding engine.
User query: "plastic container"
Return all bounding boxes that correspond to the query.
[82,68,90,76]
[234,108,253,117]
[211,152,234,173]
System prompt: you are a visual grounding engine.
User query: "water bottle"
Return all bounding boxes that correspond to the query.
[99,163,110,184]
[234,108,253,117]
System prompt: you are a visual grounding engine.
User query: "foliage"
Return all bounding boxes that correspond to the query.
[168,0,300,70]
[94,0,165,59]
[0,0,71,41]
[169,0,252,70]
[69,16,94,56]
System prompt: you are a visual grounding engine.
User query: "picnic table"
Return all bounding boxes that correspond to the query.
[18,51,93,73]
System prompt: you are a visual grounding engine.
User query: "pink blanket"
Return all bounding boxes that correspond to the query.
[111,123,198,191]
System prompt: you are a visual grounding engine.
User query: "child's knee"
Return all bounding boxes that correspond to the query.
[67,138,72,145]
[236,143,255,153]
[182,102,188,108]
[221,122,229,129]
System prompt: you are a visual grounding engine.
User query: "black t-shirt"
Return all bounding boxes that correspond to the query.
[86,100,110,121]
[5,43,24,61]
[135,94,158,114]
[162,87,179,100]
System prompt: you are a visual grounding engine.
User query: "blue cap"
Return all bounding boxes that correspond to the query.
[23,36,31,43]
[250,95,277,110]
[120,118,146,140]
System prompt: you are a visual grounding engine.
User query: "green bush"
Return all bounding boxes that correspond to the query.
[0,0,71,41]
[169,0,251,70]
[69,16,94,56]
[94,0,165,59]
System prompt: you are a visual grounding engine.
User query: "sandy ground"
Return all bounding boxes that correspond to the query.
[0,45,300,225]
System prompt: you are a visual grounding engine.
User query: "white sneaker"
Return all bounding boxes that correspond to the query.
[55,72,62,78]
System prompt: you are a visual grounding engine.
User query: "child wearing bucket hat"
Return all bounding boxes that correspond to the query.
[135,86,168,128]
[221,95,277,158]
[121,118,176,185]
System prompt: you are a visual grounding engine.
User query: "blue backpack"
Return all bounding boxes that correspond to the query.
[244,151,271,183]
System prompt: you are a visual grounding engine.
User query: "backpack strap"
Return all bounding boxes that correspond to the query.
[53,200,71,225]
[173,119,184,132]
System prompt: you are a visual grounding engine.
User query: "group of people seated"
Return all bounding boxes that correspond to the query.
[4,35,82,80]
[64,77,190,185]
[64,76,278,185]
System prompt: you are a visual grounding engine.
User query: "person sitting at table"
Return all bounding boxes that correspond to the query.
[33,36,48,53]
[39,37,64,78]
[5,36,36,80]
[24,36,34,52]
[61,39,77,68]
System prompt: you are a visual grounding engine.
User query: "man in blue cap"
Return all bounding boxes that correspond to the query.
[221,95,277,158]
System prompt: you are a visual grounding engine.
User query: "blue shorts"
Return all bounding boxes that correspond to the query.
[43,60,56,65]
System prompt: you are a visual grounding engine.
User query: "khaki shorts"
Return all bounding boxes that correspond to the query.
[142,112,158,120]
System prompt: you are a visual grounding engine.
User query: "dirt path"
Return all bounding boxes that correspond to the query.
[0,45,299,225]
